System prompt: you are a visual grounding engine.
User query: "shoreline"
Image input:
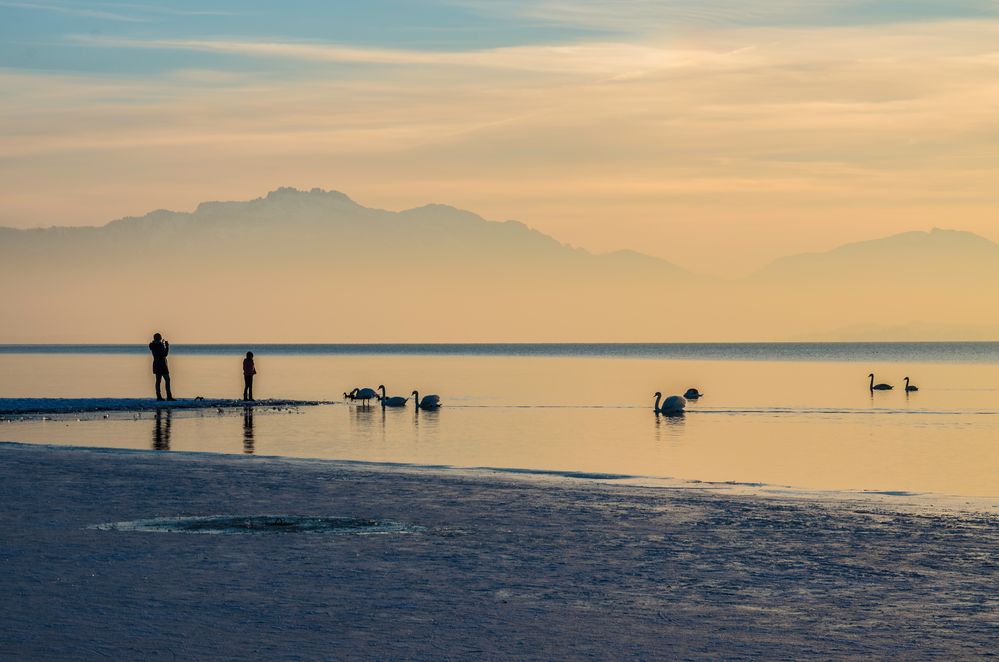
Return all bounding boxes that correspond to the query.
[2,442,996,659]
[0,397,328,419]
[2,440,997,515]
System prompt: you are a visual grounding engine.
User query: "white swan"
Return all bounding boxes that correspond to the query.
[683,388,703,399]
[654,391,686,415]
[377,385,408,407]
[412,390,441,410]
[904,377,919,392]
[348,387,378,405]
[868,373,893,391]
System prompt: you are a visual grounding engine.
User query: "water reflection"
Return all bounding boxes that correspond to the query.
[243,407,254,454]
[349,405,376,424]
[654,411,686,443]
[339,401,445,446]
[152,408,172,451]
[3,352,998,498]
[413,406,441,436]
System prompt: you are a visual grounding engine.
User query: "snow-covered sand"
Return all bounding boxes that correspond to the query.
[1,442,996,659]
[0,398,324,418]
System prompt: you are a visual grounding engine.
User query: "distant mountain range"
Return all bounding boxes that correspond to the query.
[2,188,997,342]
[753,228,999,284]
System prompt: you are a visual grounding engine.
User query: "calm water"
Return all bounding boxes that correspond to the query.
[3,342,999,362]
[1,344,997,499]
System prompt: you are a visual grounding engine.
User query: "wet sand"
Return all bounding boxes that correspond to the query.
[0,442,996,660]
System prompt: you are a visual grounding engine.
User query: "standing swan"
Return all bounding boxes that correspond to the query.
[412,390,441,410]
[654,392,686,415]
[868,373,893,391]
[904,377,919,392]
[377,385,408,407]
[348,387,378,406]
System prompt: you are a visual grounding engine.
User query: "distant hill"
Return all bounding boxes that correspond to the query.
[752,228,999,284]
[0,188,699,342]
[0,187,693,275]
[797,322,999,342]
[1,190,996,342]
[742,228,999,340]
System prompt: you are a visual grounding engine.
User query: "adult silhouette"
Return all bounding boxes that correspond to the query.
[148,333,174,401]
[242,351,256,401]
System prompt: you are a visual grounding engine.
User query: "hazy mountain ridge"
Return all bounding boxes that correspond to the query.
[0,188,691,274]
[798,321,999,342]
[753,228,999,283]
[1,189,996,342]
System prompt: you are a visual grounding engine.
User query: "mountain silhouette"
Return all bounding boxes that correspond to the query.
[1,189,996,342]
[752,228,999,284]
[1,187,693,275]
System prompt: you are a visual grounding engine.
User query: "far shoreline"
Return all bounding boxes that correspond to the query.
[2,440,996,516]
[1,341,999,364]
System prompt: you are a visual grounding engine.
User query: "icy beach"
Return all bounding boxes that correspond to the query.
[0,398,323,418]
[1,442,996,659]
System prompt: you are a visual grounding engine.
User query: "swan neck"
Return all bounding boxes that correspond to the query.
[654,393,661,412]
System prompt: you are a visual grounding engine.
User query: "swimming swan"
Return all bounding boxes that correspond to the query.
[683,388,703,399]
[654,392,686,415]
[904,377,919,392]
[412,391,441,410]
[377,385,408,407]
[868,374,893,391]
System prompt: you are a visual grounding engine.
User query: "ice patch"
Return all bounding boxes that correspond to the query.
[479,467,632,480]
[91,515,423,535]
[0,397,326,417]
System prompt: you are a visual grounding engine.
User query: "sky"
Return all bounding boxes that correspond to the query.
[3,0,999,276]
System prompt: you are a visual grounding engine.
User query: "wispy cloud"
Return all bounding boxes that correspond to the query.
[447,0,848,28]
[0,0,148,22]
[6,9,999,272]
[445,0,999,31]
[90,2,232,17]
[71,34,755,78]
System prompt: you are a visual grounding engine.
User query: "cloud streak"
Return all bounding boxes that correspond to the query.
[5,10,999,273]
[0,0,232,21]
[447,0,999,31]
[0,0,147,21]
[447,0,856,29]
[71,34,753,78]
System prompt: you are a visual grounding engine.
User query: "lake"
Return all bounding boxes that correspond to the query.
[1,343,997,500]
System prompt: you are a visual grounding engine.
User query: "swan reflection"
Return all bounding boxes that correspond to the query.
[654,410,686,443]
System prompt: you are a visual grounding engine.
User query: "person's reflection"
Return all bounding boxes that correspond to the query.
[152,408,172,451]
[242,407,255,454]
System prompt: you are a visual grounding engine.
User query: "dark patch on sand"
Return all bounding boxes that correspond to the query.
[91,515,423,535]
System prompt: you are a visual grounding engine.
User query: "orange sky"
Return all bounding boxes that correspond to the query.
[3,5,999,276]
